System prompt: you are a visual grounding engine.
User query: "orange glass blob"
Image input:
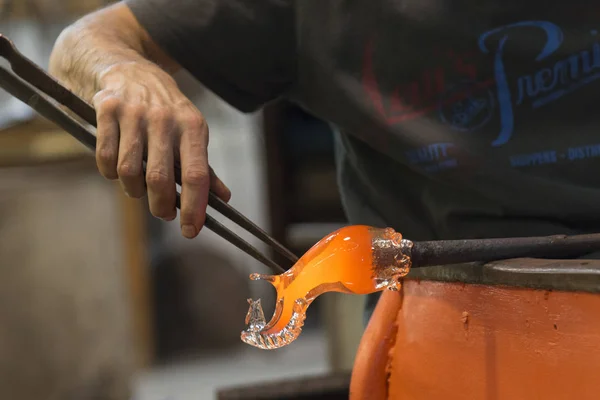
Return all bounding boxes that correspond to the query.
[241,225,412,350]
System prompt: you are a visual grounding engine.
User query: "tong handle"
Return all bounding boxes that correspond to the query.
[0,35,97,125]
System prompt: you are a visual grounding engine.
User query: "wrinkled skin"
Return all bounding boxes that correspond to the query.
[49,3,230,238]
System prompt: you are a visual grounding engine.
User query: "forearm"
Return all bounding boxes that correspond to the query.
[49,2,179,102]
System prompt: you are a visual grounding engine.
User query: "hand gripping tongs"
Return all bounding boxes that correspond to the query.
[0,34,297,274]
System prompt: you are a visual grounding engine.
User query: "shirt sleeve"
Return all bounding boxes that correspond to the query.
[124,0,296,112]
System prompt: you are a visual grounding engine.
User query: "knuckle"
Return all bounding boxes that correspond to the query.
[180,110,206,130]
[95,95,121,116]
[124,104,146,120]
[117,162,142,178]
[148,106,174,125]
[182,168,209,187]
[96,147,117,164]
[146,170,171,187]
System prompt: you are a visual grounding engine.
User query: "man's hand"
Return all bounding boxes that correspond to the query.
[93,62,231,238]
[49,3,230,238]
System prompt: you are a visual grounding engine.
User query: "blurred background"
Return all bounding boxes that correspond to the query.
[0,1,364,399]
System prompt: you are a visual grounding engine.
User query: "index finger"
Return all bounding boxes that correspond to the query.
[178,113,210,239]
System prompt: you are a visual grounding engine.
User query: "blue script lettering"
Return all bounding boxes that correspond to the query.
[479,21,563,147]
[479,22,600,148]
[519,45,600,109]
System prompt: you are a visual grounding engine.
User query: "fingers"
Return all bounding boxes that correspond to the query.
[209,166,232,203]
[94,92,146,198]
[146,110,177,221]
[94,89,214,237]
[116,105,146,198]
[93,94,120,180]
[178,111,210,239]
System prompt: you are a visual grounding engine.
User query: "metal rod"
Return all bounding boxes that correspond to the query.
[207,191,299,264]
[0,35,97,125]
[176,197,285,274]
[0,66,97,150]
[410,233,600,268]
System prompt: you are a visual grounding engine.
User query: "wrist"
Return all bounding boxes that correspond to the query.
[96,58,175,90]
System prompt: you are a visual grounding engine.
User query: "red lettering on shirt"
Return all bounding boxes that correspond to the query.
[362,38,495,125]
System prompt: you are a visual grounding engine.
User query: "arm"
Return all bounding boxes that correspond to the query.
[49,2,230,239]
[50,3,181,101]
[50,0,295,239]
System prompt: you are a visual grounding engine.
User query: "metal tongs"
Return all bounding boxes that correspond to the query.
[3,33,600,273]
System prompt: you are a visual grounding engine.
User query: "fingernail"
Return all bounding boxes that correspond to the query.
[161,214,176,222]
[181,224,197,238]
[118,182,130,197]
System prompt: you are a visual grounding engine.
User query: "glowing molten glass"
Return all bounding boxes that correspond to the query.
[241,225,412,350]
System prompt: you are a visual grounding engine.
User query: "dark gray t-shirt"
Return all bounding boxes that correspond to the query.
[126,0,600,240]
